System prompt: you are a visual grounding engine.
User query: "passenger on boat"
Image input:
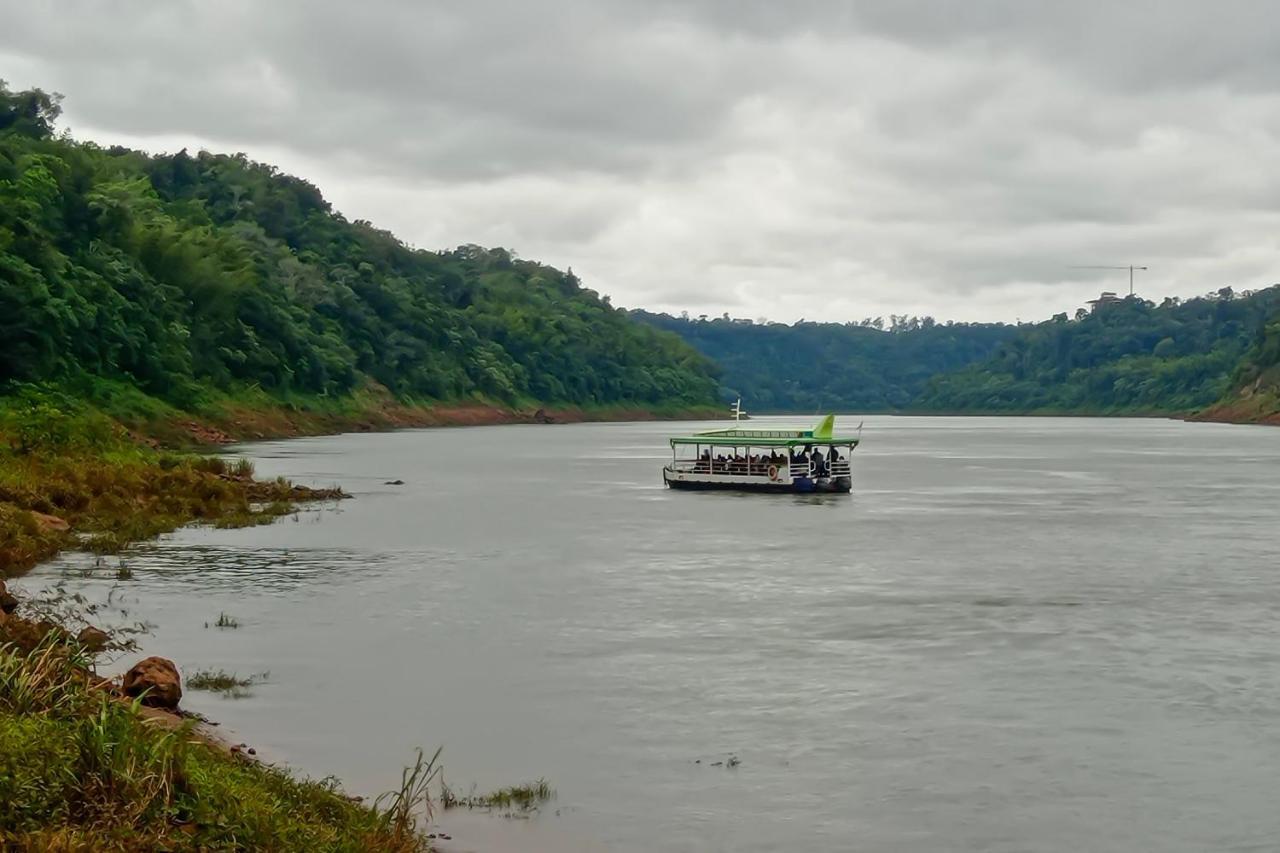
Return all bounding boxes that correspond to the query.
[813,447,827,477]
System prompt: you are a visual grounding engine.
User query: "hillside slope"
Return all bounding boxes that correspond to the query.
[0,83,717,431]
[1197,312,1280,424]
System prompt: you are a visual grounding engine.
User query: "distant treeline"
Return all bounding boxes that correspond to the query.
[0,82,718,414]
[636,287,1280,416]
[630,310,1020,411]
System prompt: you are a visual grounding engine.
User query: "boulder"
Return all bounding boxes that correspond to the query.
[0,580,17,614]
[122,656,183,709]
[0,617,66,652]
[77,625,111,653]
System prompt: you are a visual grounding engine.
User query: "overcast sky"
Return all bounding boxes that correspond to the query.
[4,1,1280,323]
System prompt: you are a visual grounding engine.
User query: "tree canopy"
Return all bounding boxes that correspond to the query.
[637,289,1280,417]
[0,82,718,411]
[917,289,1280,413]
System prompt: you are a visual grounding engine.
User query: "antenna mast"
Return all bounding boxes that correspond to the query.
[1070,264,1149,297]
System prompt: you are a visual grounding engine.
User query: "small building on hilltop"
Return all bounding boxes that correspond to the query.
[1087,291,1125,312]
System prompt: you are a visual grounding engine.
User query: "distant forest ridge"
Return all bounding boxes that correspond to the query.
[0,81,719,420]
[630,309,1019,411]
[635,284,1280,416]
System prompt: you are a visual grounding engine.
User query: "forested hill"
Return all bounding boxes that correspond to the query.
[0,83,718,422]
[636,289,1280,418]
[631,311,1020,411]
[918,287,1280,414]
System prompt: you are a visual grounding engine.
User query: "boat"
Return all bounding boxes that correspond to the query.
[663,412,861,493]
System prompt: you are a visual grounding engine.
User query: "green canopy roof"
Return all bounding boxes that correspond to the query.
[669,415,861,448]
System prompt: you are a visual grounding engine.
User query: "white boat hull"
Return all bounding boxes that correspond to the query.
[663,467,851,494]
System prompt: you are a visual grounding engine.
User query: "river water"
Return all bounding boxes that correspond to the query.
[20,416,1280,852]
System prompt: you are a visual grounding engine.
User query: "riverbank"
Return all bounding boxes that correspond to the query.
[177,397,724,445]
[1188,388,1280,426]
[32,379,721,449]
[0,449,344,577]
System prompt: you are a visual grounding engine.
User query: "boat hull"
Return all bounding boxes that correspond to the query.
[663,468,851,494]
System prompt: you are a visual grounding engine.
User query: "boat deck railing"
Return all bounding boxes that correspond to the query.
[668,459,852,479]
[669,460,793,478]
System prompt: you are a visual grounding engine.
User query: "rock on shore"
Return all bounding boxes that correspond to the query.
[123,656,183,709]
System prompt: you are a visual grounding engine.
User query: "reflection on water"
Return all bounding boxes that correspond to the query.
[18,416,1280,853]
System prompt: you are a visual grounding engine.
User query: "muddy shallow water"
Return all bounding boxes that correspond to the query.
[21,416,1280,852]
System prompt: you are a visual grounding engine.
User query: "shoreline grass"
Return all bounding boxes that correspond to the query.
[0,631,433,850]
[0,389,345,578]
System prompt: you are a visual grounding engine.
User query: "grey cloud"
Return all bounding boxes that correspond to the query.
[3,0,1280,322]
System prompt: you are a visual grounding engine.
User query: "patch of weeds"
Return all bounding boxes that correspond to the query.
[213,500,294,529]
[213,613,239,630]
[5,583,148,660]
[374,747,442,841]
[186,669,269,699]
[440,777,555,813]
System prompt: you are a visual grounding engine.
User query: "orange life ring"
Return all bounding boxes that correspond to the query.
[768,465,779,481]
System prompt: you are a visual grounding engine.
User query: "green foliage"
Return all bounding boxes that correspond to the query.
[918,290,1280,413]
[0,385,119,454]
[632,311,1018,410]
[0,81,717,415]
